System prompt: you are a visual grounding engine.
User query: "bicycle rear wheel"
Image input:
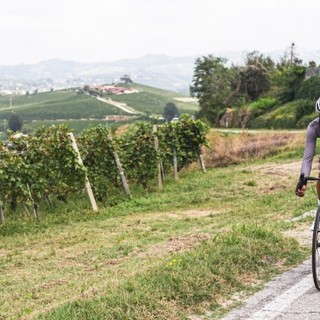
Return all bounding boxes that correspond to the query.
[312,206,320,290]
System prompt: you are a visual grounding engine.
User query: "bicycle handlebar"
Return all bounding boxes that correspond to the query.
[296,173,320,193]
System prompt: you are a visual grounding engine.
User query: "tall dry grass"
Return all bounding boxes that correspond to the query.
[203,130,305,167]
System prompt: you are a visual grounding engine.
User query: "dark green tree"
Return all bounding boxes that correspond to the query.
[238,51,274,101]
[163,102,179,121]
[190,55,239,125]
[275,44,306,103]
[8,113,23,132]
[239,64,270,100]
[276,64,306,103]
[120,74,133,84]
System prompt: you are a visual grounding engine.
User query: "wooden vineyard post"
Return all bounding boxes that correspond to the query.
[68,133,99,212]
[160,161,165,181]
[26,183,40,222]
[33,204,40,223]
[153,125,163,190]
[199,153,206,173]
[22,203,30,216]
[108,136,132,198]
[173,147,178,181]
[0,205,4,224]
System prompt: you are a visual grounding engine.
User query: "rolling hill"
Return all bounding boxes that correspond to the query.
[0,83,199,134]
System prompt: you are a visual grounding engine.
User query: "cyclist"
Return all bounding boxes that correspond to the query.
[296,97,320,205]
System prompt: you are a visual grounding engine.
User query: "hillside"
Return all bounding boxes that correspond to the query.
[0,83,199,134]
[108,83,199,114]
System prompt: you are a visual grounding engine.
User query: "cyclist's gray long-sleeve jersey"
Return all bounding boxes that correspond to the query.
[301,117,320,177]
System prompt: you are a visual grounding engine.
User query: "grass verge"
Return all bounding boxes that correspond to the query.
[38,225,306,320]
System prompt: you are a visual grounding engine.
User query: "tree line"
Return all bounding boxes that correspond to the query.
[190,44,320,128]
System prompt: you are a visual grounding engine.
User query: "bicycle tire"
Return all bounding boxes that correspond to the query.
[312,206,320,290]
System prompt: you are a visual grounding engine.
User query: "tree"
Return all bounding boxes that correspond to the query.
[163,102,179,121]
[190,55,239,125]
[239,64,270,100]
[8,113,23,132]
[238,51,273,101]
[120,75,133,84]
[83,85,90,92]
[276,64,306,103]
[273,43,306,103]
[245,50,275,71]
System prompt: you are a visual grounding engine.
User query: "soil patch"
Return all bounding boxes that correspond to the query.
[139,233,211,258]
[284,222,312,247]
[167,209,219,219]
[242,160,302,176]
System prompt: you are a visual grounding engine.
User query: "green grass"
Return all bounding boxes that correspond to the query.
[38,225,305,320]
[104,83,199,115]
[0,146,313,319]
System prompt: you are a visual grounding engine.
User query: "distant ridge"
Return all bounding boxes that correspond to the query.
[1,50,320,94]
[0,55,198,94]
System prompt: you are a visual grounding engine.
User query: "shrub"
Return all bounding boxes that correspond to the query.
[250,102,297,129]
[248,97,278,111]
[296,113,318,128]
[295,99,314,120]
[297,76,320,101]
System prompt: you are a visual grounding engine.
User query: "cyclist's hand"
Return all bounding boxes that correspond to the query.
[296,184,307,197]
[295,173,307,197]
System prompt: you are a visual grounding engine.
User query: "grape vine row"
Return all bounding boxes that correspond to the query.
[0,114,209,221]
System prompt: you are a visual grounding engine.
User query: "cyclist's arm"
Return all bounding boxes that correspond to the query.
[297,123,318,196]
[301,123,317,177]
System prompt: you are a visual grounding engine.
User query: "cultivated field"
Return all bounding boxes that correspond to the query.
[0,91,121,120]
[0,84,199,135]
[109,83,199,115]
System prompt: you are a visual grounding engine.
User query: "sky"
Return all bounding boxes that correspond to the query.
[1,0,320,65]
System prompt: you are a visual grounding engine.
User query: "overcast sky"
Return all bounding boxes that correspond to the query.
[1,0,319,65]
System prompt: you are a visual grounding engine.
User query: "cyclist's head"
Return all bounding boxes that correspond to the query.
[316,97,320,113]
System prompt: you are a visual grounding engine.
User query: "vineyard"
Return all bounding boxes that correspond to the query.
[0,90,122,121]
[0,114,209,223]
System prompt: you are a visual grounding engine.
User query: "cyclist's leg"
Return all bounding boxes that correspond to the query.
[311,187,320,230]
[318,158,320,203]
[311,160,320,230]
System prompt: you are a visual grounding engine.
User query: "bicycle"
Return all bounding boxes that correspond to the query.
[297,174,320,290]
